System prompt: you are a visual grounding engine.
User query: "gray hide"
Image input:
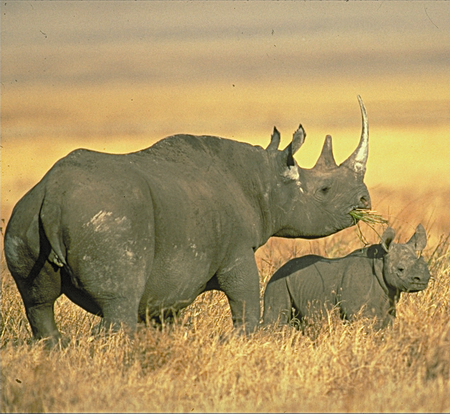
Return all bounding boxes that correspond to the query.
[5,96,371,345]
[263,224,430,330]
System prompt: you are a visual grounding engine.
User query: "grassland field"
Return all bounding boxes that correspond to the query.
[1,183,449,412]
[2,2,450,411]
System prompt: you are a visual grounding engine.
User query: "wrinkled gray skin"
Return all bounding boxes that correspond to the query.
[5,97,371,345]
[263,224,430,330]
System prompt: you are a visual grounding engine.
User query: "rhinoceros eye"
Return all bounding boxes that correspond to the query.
[320,186,331,195]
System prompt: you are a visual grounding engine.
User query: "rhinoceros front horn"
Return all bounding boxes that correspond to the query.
[341,95,369,175]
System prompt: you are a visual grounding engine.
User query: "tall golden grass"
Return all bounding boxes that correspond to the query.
[1,187,449,412]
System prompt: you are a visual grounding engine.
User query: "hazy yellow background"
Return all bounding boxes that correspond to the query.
[2,1,449,223]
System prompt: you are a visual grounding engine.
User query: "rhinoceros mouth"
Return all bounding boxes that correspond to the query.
[404,282,429,292]
[348,208,387,226]
[348,208,367,224]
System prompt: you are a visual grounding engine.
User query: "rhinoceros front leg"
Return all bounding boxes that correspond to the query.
[217,250,260,334]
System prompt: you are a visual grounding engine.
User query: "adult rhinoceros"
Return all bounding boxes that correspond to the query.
[5,96,371,345]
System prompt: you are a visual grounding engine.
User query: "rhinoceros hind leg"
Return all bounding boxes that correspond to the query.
[10,258,63,345]
[26,302,62,346]
[93,296,141,337]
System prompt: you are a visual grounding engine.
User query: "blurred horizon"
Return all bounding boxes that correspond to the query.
[2,1,450,221]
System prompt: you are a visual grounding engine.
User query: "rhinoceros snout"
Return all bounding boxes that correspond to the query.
[413,271,430,285]
[413,273,429,282]
[359,194,371,209]
[406,268,431,292]
[354,190,371,210]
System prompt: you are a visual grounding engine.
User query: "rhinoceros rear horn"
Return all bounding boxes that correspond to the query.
[407,224,427,251]
[341,95,369,175]
[266,126,281,152]
[313,135,337,170]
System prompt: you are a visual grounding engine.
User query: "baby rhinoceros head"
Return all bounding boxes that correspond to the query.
[380,224,431,293]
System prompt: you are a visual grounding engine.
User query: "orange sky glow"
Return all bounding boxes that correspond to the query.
[2,1,449,222]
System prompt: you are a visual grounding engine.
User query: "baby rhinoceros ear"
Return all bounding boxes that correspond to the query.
[407,223,427,252]
[380,227,396,252]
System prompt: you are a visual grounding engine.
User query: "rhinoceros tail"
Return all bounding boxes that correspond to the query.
[40,195,68,269]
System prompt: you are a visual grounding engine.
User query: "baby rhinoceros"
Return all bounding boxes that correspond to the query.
[263,224,430,330]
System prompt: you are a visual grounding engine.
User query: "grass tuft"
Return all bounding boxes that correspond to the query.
[349,209,389,226]
[350,209,389,245]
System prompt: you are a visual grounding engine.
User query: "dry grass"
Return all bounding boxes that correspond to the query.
[349,209,389,226]
[1,187,449,413]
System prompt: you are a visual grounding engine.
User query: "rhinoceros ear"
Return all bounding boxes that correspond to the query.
[266,126,281,152]
[407,224,427,251]
[381,227,396,252]
[282,124,306,167]
[291,124,306,155]
[313,135,337,170]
